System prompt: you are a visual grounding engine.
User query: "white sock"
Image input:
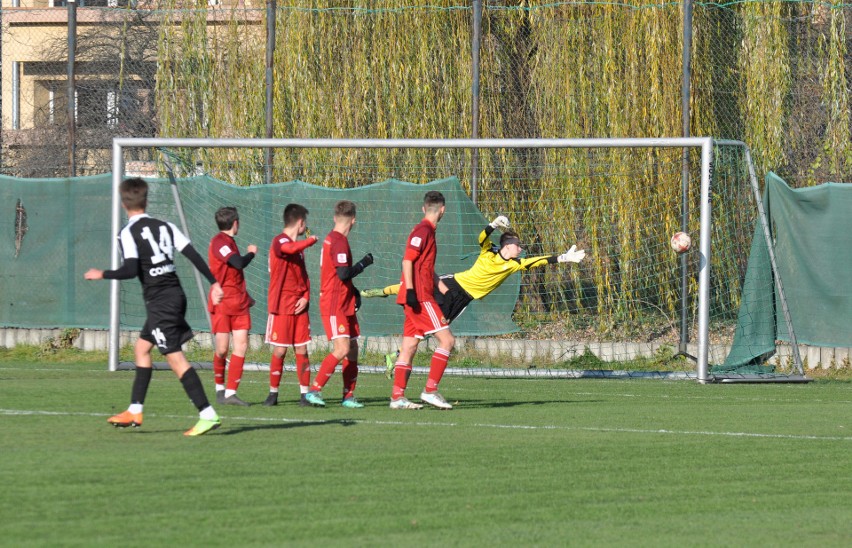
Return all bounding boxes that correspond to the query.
[199,406,218,420]
[300,386,309,394]
[269,387,279,394]
[224,389,236,398]
[215,384,225,392]
[128,403,143,414]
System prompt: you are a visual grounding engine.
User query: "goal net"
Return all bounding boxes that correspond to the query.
[108,137,799,381]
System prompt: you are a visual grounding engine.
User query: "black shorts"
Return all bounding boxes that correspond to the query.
[140,288,194,355]
[436,274,474,324]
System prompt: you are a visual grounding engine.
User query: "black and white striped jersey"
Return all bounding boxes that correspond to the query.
[117,213,190,299]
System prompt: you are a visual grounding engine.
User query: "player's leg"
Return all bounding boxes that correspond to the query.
[108,337,153,428]
[222,327,250,406]
[265,313,287,405]
[294,345,311,407]
[390,332,423,409]
[360,283,400,299]
[341,330,364,408]
[293,312,313,406]
[166,351,221,436]
[212,329,230,403]
[308,333,349,407]
[420,326,454,410]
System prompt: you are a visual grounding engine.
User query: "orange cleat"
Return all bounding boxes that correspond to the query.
[107,410,143,428]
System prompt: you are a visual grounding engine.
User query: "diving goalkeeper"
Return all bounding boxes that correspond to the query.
[361,215,586,324]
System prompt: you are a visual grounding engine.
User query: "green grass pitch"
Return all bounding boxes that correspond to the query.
[1,360,851,546]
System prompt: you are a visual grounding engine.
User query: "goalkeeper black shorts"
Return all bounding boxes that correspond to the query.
[436,274,474,324]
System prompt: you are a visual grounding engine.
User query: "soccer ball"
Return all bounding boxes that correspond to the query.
[670,232,691,254]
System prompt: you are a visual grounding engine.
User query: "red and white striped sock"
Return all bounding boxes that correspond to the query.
[269,354,284,392]
[311,353,340,391]
[342,358,358,399]
[425,348,450,393]
[392,362,412,400]
[295,353,311,392]
[213,355,227,390]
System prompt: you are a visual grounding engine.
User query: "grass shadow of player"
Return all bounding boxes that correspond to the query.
[219,417,358,435]
[455,398,602,409]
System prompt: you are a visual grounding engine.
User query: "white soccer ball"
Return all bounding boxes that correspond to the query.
[670,232,691,254]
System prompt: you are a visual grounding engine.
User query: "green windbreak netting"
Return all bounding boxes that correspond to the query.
[1,174,520,337]
[1,174,114,328]
[721,172,852,370]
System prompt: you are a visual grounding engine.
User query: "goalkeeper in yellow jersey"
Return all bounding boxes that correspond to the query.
[361,215,586,325]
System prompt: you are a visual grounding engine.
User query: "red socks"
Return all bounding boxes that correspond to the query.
[342,358,358,399]
[425,348,450,393]
[311,353,340,391]
[226,355,245,392]
[213,355,227,387]
[269,354,284,391]
[392,362,412,400]
[295,353,311,389]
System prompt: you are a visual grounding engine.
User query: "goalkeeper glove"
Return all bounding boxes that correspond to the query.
[489,215,510,229]
[405,288,420,311]
[557,245,585,263]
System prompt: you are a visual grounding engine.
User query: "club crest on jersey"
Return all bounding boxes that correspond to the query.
[338,324,346,333]
[411,236,422,248]
[441,316,448,325]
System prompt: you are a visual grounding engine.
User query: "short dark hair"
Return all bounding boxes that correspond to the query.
[215,206,239,230]
[500,229,521,248]
[334,200,357,219]
[423,190,445,213]
[119,177,148,211]
[283,203,309,227]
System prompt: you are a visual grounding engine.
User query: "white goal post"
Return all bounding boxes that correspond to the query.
[108,137,797,382]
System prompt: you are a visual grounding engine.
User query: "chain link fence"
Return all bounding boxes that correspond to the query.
[1,1,850,185]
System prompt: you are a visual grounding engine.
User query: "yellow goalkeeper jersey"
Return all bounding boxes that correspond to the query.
[453,229,554,299]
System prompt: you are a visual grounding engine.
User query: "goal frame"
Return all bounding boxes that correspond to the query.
[108,137,793,381]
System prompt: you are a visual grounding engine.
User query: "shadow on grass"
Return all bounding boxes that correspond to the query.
[453,398,602,409]
[219,417,358,435]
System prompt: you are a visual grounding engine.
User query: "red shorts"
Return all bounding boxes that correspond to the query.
[403,299,449,339]
[321,314,360,341]
[211,312,252,334]
[265,313,311,347]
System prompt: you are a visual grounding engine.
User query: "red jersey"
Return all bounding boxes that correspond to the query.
[208,232,253,315]
[320,230,356,316]
[397,218,438,304]
[267,232,313,315]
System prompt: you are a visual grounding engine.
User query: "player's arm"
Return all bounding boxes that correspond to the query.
[519,245,586,270]
[85,231,138,280]
[180,243,223,303]
[86,259,138,280]
[336,253,373,281]
[227,250,256,270]
[279,235,318,255]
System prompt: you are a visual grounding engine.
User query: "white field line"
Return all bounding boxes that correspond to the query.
[2,408,850,442]
[3,366,851,405]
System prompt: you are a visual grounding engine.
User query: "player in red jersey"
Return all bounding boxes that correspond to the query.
[305,200,373,408]
[390,191,454,410]
[208,206,257,406]
[264,204,319,407]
